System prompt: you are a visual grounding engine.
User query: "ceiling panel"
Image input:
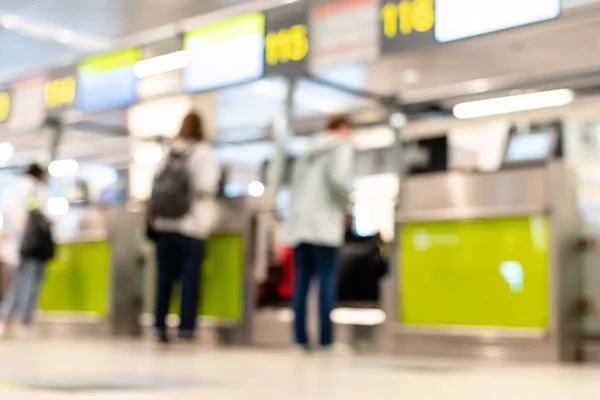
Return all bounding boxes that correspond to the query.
[0,0,255,80]
[0,29,79,78]
[0,0,253,37]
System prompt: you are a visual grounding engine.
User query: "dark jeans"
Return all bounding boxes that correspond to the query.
[155,232,205,334]
[292,243,340,347]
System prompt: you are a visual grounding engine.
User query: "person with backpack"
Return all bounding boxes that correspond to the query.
[149,111,220,344]
[0,164,53,338]
[284,115,354,351]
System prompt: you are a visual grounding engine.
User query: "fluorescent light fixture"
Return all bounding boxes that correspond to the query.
[55,29,75,44]
[134,147,163,164]
[0,12,108,49]
[0,14,19,29]
[47,197,69,216]
[453,89,575,119]
[134,51,191,78]
[48,159,78,177]
[248,181,265,197]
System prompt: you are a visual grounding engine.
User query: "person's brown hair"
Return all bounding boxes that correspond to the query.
[177,111,206,141]
[327,114,351,131]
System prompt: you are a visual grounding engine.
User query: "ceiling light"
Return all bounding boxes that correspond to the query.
[55,29,75,44]
[133,51,191,78]
[453,89,575,119]
[248,181,265,197]
[49,159,79,177]
[0,12,108,50]
[0,14,19,29]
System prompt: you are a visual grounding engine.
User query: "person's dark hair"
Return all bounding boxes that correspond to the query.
[178,111,206,141]
[327,114,351,132]
[26,164,46,181]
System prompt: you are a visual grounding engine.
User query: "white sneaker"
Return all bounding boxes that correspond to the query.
[16,325,38,340]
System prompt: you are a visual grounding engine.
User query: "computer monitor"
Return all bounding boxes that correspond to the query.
[503,131,558,167]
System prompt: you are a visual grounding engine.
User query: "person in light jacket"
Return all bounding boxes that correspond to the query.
[285,115,354,350]
[152,112,220,343]
[0,164,51,338]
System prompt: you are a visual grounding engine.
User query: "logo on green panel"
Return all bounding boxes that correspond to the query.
[500,261,524,293]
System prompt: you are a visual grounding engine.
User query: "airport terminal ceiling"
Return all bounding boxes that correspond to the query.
[0,0,599,90]
[4,0,600,171]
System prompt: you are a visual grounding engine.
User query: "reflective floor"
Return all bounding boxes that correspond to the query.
[0,338,599,399]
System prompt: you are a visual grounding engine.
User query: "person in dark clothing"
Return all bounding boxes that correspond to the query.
[150,112,220,344]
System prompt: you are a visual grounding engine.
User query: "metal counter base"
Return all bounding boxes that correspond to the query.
[252,308,381,351]
[37,313,110,337]
[386,164,582,363]
[388,329,562,362]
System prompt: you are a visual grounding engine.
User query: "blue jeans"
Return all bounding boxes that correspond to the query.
[155,232,205,334]
[0,258,45,325]
[292,243,340,347]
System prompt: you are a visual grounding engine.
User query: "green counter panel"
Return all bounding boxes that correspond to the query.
[400,216,549,329]
[169,233,245,322]
[39,241,111,316]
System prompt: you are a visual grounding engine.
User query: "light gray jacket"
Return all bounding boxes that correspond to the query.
[284,133,353,247]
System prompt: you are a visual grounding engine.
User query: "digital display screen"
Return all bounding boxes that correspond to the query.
[77,49,140,112]
[505,132,555,163]
[183,13,265,92]
[311,0,379,71]
[435,0,560,43]
[401,216,549,328]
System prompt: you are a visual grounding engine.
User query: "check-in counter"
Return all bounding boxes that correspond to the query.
[141,197,255,344]
[39,239,112,317]
[37,198,255,341]
[37,206,115,335]
[382,163,582,361]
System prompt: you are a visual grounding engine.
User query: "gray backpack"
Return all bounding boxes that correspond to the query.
[149,147,193,219]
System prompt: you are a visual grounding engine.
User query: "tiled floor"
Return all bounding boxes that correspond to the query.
[0,338,599,399]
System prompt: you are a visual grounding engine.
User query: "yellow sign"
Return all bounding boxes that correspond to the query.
[381,0,434,39]
[45,76,76,109]
[265,24,309,66]
[0,92,9,123]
